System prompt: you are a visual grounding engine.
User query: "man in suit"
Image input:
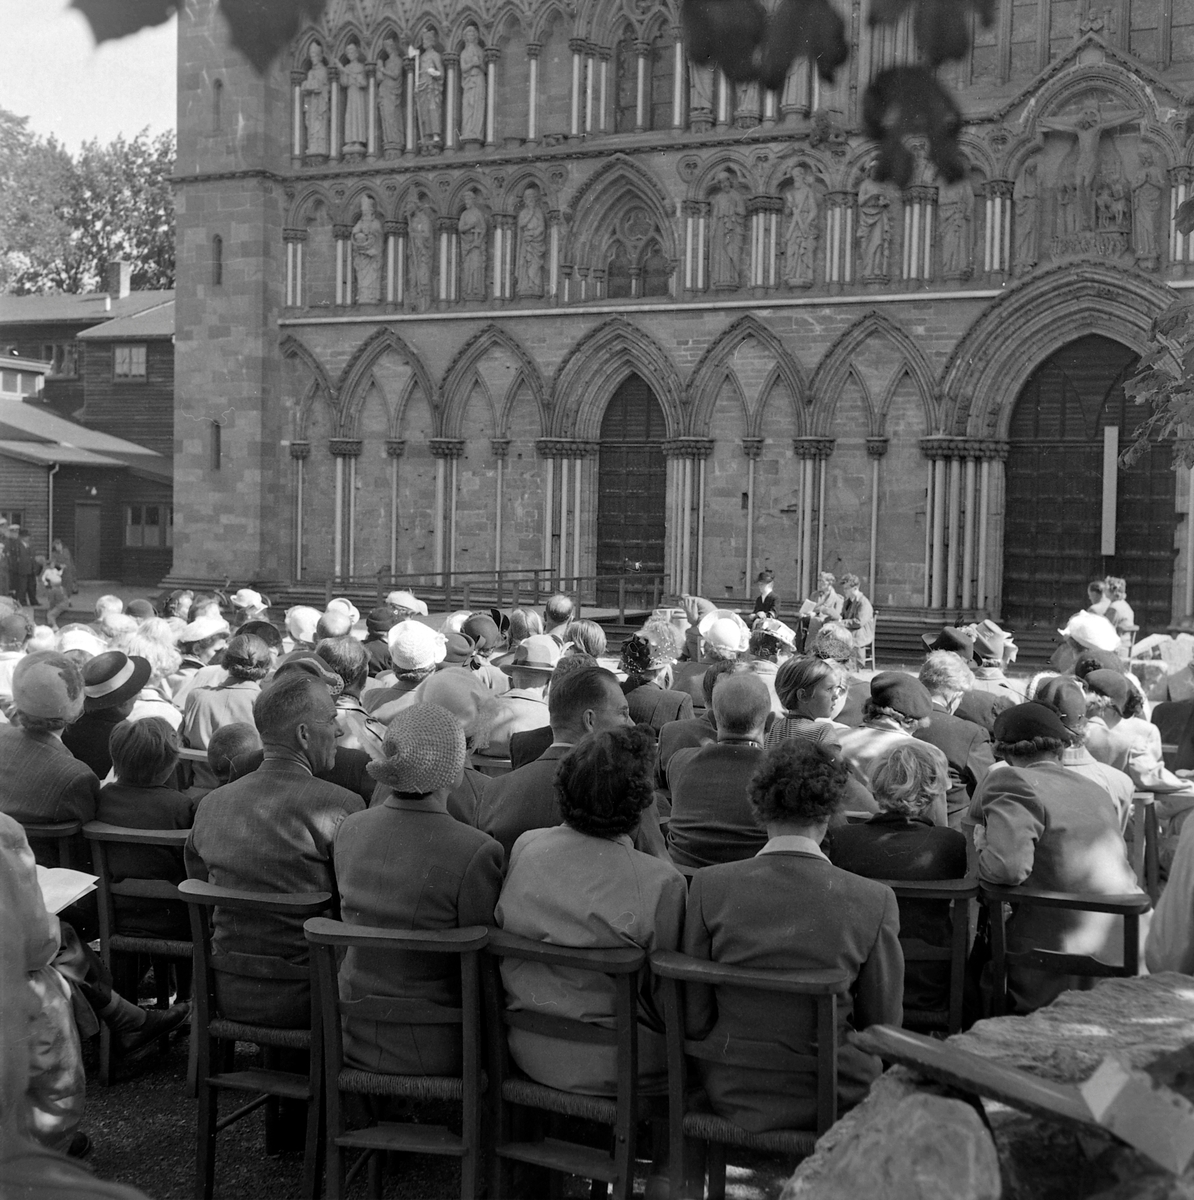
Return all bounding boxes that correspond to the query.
[507,654,599,770]
[666,674,770,867]
[839,574,875,662]
[185,671,365,1027]
[477,635,560,759]
[914,651,994,829]
[655,661,731,787]
[478,666,667,862]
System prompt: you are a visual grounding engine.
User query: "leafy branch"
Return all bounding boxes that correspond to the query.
[1121,298,1194,470]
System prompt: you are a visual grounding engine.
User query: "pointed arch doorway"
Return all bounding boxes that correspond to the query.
[1003,334,1175,636]
[596,374,667,605]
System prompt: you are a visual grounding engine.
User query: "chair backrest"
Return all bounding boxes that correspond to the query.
[83,820,190,947]
[482,928,646,1118]
[650,949,850,1136]
[21,818,83,868]
[179,878,333,1030]
[979,881,1153,1015]
[304,918,488,1091]
[873,876,977,1033]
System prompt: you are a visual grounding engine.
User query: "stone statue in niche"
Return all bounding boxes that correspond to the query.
[856,163,891,281]
[458,188,489,300]
[689,63,714,130]
[1013,159,1040,275]
[782,163,819,288]
[709,169,746,289]
[301,41,331,158]
[516,184,547,298]
[377,36,405,156]
[351,195,383,303]
[342,43,368,156]
[459,26,486,145]
[412,29,445,151]
[408,200,434,311]
[781,59,809,116]
[734,80,760,126]
[937,176,973,280]
[1132,147,1164,269]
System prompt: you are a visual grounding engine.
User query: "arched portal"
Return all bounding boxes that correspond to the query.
[1003,335,1175,635]
[596,375,667,604]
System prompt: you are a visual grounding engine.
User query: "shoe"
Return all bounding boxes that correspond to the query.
[66,1132,92,1158]
[117,1001,191,1055]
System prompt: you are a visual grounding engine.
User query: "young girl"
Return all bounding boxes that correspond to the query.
[39,562,69,629]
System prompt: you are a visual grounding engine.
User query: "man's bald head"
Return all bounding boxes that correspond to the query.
[712,672,772,739]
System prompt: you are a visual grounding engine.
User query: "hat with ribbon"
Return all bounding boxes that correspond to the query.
[82,651,153,712]
[12,652,85,721]
[697,610,751,658]
[231,588,266,610]
[386,589,429,617]
[367,703,467,794]
[440,630,477,666]
[462,613,502,652]
[504,633,563,675]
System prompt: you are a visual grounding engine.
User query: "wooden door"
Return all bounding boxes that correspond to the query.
[74,502,101,579]
[596,375,667,606]
[1003,335,1175,636]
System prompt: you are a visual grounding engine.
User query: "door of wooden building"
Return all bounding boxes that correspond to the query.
[596,375,667,607]
[74,502,102,580]
[1003,334,1175,637]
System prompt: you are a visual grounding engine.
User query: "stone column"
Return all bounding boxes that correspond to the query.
[570,38,585,137]
[672,31,685,129]
[597,48,611,133]
[366,61,378,158]
[384,219,403,305]
[405,57,417,152]
[794,437,835,595]
[485,48,500,145]
[742,437,763,591]
[825,192,853,285]
[385,439,405,573]
[493,214,514,299]
[437,216,457,303]
[443,52,459,150]
[635,40,650,132]
[982,180,1013,275]
[716,70,730,127]
[283,227,307,307]
[290,440,310,579]
[430,438,465,578]
[1171,165,1194,265]
[329,65,341,160]
[973,438,1008,614]
[663,438,714,595]
[902,184,936,281]
[548,210,562,300]
[865,437,888,597]
[291,69,305,164]
[584,44,597,133]
[329,438,362,580]
[526,43,541,142]
[333,223,351,305]
[749,196,782,289]
[491,438,510,571]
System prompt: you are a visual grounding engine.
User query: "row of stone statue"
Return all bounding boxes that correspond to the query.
[350,185,547,304]
[302,28,486,156]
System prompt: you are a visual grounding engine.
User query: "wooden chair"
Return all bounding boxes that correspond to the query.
[21,818,83,868]
[649,949,850,1200]
[305,917,488,1200]
[1130,792,1162,903]
[482,928,650,1200]
[980,882,1153,1016]
[469,752,512,778]
[82,820,193,1086]
[874,877,978,1036]
[857,640,876,671]
[179,878,332,1200]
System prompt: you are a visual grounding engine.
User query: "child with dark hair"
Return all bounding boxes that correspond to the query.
[96,717,194,942]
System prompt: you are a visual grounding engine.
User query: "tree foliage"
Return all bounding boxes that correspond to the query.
[1122,300,1194,471]
[0,110,175,294]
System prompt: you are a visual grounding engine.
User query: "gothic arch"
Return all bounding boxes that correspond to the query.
[762,153,832,196]
[287,183,336,227]
[499,168,553,213]
[564,156,677,265]
[336,327,438,437]
[393,176,441,217]
[940,262,1171,438]
[688,315,809,437]
[440,324,548,438]
[330,23,367,62]
[366,22,404,61]
[282,337,337,441]
[552,318,685,439]
[448,9,490,46]
[446,172,497,214]
[337,183,387,225]
[530,0,575,43]
[292,33,328,73]
[810,310,938,435]
[690,153,755,202]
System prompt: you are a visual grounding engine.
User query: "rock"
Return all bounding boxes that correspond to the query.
[783,1090,1000,1200]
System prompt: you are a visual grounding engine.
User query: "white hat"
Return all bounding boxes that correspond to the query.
[386,589,429,617]
[285,605,322,643]
[387,619,448,671]
[326,597,361,626]
[58,626,108,657]
[755,616,797,649]
[698,610,750,657]
[231,588,265,610]
[179,613,231,644]
[1058,611,1120,653]
[440,610,474,635]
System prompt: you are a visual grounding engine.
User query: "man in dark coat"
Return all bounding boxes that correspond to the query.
[914,650,994,829]
[184,672,364,1027]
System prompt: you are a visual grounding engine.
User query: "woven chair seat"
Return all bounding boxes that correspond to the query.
[209,1019,311,1050]
[682,1111,817,1155]
[339,1068,488,1100]
[502,1077,618,1124]
[903,1007,947,1029]
[110,935,191,957]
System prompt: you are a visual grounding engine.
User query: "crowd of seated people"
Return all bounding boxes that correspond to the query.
[2,577,1188,1196]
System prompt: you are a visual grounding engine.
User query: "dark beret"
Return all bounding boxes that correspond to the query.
[992,702,1072,745]
[366,606,399,635]
[1033,677,1086,730]
[1073,648,1125,678]
[870,671,932,720]
[1083,668,1132,714]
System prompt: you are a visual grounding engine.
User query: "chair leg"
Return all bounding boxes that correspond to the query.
[98,1023,113,1088]
[300,1082,322,1199]
[185,1024,199,1099]
[706,1143,726,1200]
[367,1150,384,1199]
[612,1117,635,1200]
[195,1076,218,1200]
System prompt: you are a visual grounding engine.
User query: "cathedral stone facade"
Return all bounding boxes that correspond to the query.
[173,0,1194,635]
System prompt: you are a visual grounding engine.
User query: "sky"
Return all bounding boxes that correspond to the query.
[0,1,176,150]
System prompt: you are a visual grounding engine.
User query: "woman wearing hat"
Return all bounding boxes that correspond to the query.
[837,672,933,790]
[972,701,1145,1012]
[619,622,693,734]
[62,651,154,778]
[333,704,503,1076]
